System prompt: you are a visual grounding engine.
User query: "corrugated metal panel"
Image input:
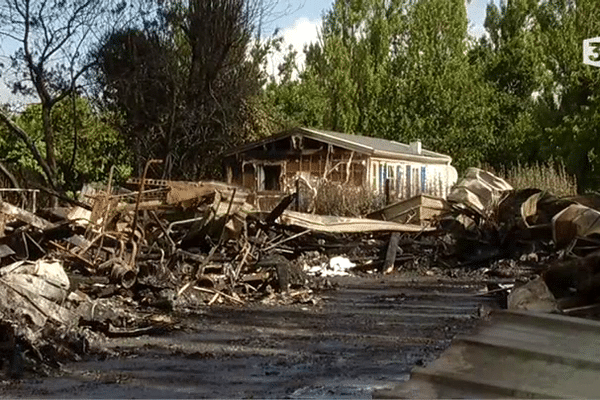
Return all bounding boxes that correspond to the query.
[375,310,600,399]
[277,210,433,233]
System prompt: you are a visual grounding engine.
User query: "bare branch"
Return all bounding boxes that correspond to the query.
[0,0,149,191]
[40,0,99,62]
[38,0,51,47]
[0,160,23,191]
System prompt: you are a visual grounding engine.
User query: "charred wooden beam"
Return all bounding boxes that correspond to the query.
[0,200,56,230]
[384,233,401,274]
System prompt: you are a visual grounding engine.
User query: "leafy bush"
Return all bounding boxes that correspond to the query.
[0,98,132,192]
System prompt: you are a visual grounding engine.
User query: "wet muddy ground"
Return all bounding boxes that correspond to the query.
[0,275,501,399]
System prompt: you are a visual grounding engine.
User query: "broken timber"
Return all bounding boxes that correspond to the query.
[0,200,56,230]
[384,233,401,274]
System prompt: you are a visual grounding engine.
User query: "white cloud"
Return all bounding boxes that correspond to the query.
[469,24,488,40]
[265,17,321,81]
[467,0,498,39]
[264,2,495,83]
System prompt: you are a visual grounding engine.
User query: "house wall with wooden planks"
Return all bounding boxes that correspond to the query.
[223,129,458,209]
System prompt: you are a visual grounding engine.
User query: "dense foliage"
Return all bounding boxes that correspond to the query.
[265,0,600,191]
[0,0,598,194]
[0,99,131,192]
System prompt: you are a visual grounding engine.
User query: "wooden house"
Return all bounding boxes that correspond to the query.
[223,127,458,208]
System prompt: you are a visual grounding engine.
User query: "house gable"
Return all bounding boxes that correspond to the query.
[224,127,452,165]
[223,127,458,205]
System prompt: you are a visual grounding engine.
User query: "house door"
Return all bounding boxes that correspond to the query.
[242,164,256,190]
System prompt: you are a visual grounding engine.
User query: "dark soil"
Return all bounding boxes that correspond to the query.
[0,275,501,399]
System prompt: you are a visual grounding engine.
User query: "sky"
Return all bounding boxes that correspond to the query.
[264,0,495,78]
[0,0,496,108]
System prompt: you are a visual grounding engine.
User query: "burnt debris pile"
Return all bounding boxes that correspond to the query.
[1,169,600,375]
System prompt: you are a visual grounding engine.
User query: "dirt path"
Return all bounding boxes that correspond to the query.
[0,276,500,399]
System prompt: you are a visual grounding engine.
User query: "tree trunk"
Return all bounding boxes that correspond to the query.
[0,110,56,190]
[41,103,59,207]
[41,103,57,179]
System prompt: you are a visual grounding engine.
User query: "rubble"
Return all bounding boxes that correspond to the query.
[0,178,434,376]
[1,166,600,377]
[304,256,356,277]
[507,277,558,312]
[368,194,449,226]
[445,168,600,317]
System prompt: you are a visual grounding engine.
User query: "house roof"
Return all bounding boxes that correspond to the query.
[224,127,452,164]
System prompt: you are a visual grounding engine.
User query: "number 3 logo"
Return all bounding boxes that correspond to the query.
[584,37,600,67]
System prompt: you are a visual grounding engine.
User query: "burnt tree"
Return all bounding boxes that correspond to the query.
[93,0,267,180]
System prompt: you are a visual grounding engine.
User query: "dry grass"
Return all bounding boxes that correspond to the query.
[485,162,577,197]
[313,180,385,217]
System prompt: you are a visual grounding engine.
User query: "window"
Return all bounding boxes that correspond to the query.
[413,167,419,194]
[406,165,411,197]
[259,165,281,191]
[372,162,378,189]
[379,164,386,192]
[397,165,403,197]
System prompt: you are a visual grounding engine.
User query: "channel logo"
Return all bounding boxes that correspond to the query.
[583,37,600,67]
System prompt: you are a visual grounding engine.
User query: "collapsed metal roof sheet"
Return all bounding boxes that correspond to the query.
[375,310,600,399]
[277,210,433,233]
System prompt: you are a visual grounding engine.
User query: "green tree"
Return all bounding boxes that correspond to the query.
[264,43,329,129]
[266,0,497,171]
[266,0,402,135]
[0,0,147,192]
[469,0,547,168]
[0,99,131,192]
[534,0,600,190]
[386,0,497,170]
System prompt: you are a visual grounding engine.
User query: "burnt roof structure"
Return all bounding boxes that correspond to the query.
[225,127,452,164]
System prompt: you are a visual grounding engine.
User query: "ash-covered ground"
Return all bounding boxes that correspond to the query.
[0,275,500,399]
